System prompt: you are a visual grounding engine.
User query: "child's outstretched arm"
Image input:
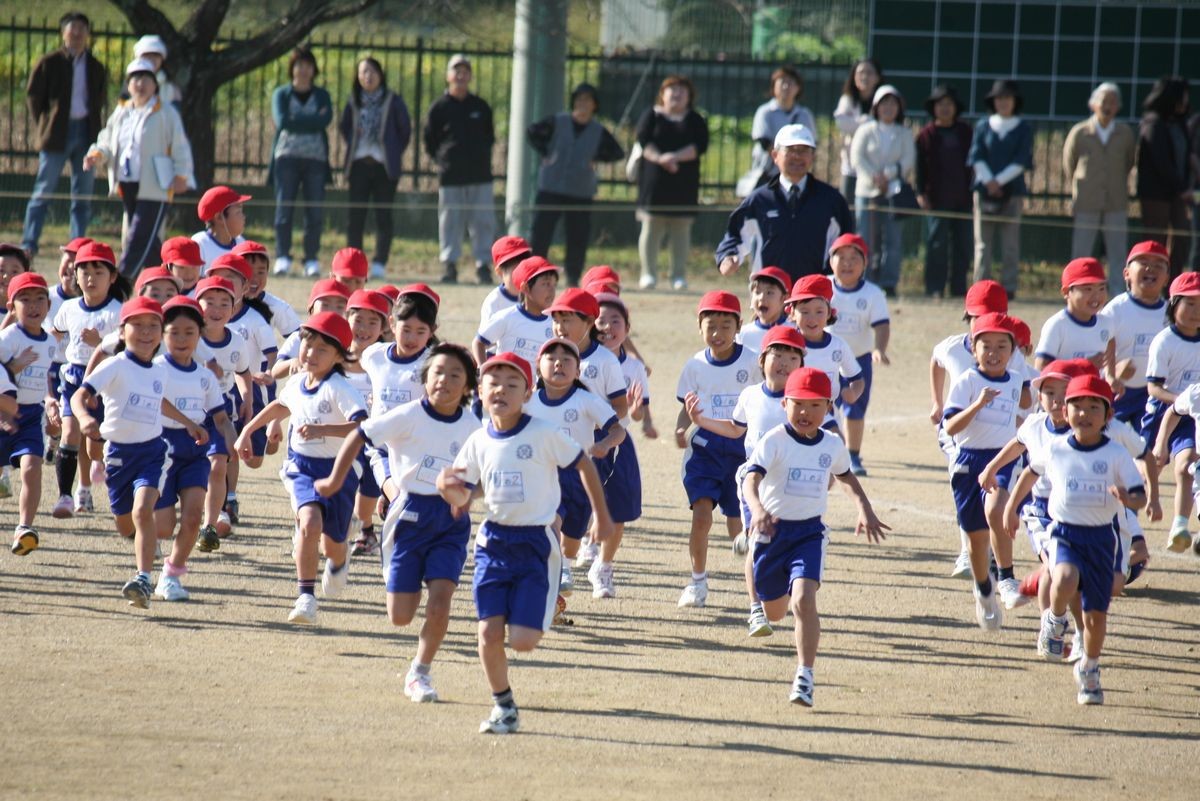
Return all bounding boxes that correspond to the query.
[980,436,1027,492]
[1003,466,1039,539]
[929,358,947,424]
[1153,407,1181,468]
[832,471,890,543]
[234,400,289,461]
[315,428,367,497]
[674,404,691,449]
[683,391,744,439]
[943,387,1001,436]
[1110,485,1147,512]
[1136,454,1162,522]
[840,377,865,405]
[872,322,890,365]
[159,400,208,446]
[742,470,777,541]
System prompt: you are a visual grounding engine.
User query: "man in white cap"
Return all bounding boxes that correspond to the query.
[423,53,496,285]
[716,123,853,282]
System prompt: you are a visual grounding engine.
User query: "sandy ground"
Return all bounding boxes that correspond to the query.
[2,278,1198,801]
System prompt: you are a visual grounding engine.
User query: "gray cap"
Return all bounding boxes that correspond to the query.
[447,53,471,71]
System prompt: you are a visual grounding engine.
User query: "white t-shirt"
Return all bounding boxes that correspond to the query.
[476,305,555,365]
[278,330,301,361]
[525,385,619,451]
[229,305,277,371]
[277,371,367,459]
[746,426,851,521]
[731,382,787,457]
[453,414,583,527]
[1172,384,1200,426]
[1032,435,1143,527]
[578,340,626,403]
[47,285,73,325]
[480,285,520,329]
[1102,293,1166,391]
[829,279,889,357]
[0,370,15,397]
[1017,412,1071,497]
[361,342,428,417]
[0,324,58,404]
[191,230,245,273]
[944,368,1027,450]
[156,354,223,429]
[933,332,1029,385]
[737,317,789,353]
[201,328,251,397]
[80,350,168,443]
[360,398,480,496]
[343,368,373,412]
[1146,326,1200,395]
[801,332,862,397]
[675,344,763,422]
[1034,309,1113,362]
[616,346,649,428]
[52,296,122,366]
[258,291,302,338]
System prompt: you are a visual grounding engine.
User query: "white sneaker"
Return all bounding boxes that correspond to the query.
[1036,609,1067,660]
[272,256,292,276]
[671,277,688,291]
[1168,526,1192,553]
[997,577,1029,610]
[973,586,1003,631]
[732,531,749,555]
[559,565,574,596]
[74,486,93,514]
[155,574,190,601]
[216,510,233,537]
[0,467,11,499]
[950,549,972,578]
[638,274,656,290]
[288,594,318,624]
[321,557,350,598]
[404,671,438,703]
[479,704,519,734]
[588,561,616,599]
[747,606,773,638]
[1066,632,1085,664]
[369,261,387,280]
[678,579,708,608]
[575,541,599,567]
[303,259,320,277]
[789,668,814,707]
[1074,660,1104,705]
[52,494,74,519]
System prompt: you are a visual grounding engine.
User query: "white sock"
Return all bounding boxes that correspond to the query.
[691,571,707,583]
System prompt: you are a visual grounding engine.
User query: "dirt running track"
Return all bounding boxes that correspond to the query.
[3,282,1197,801]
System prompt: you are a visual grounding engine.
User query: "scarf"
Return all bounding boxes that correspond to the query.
[357,88,385,144]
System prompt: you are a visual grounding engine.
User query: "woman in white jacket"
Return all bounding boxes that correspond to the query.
[84,58,194,279]
[850,84,915,296]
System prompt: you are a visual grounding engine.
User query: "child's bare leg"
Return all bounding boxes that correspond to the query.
[1049,563,1080,617]
[599,522,624,562]
[744,550,757,604]
[169,487,205,568]
[132,487,160,573]
[322,533,348,571]
[966,529,991,583]
[762,595,788,623]
[415,580,456,665]
[560,534,580,561]
[204,456,227,527]
[1037,563,1051,612]
[1174,450,1195,521]
[791,578,820,667]
[388,592,421,626]
[478,617,510,693]
[985,490,1013,569]
[689,498,714,575]
[725,514,740,540]
[845,417,865,455]
[295,505,323,580]
[355,492,374,527]
[18,455,41,526]
[1082,610,1107,660]
[155,507,176,540]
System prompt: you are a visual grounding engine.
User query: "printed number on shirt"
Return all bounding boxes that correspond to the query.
[709,393,741,420]
[122,391,161,424]
[1067,476,1107,508]
[975,391,1017,426]
[416,453,451,486]
[785,467,825,498]
[491,470,525,504]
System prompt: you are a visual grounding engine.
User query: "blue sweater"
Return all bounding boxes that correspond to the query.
[967,117,1033,196]
[715,176,854,281]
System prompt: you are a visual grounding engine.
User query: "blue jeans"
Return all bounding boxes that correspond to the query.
[273,156,326,262]
[855,197,902,291]
[22,118,96,254]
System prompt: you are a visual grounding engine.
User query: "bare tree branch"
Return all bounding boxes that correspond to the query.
[108,0,178,39]
[180,0,232,51]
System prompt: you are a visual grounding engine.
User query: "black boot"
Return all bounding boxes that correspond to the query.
[475,261,492,285]
[439,261,457,284]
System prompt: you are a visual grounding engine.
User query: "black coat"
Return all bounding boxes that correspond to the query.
[26,47,107,151]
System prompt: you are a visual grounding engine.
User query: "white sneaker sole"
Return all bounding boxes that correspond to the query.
[1168,530,1191,553]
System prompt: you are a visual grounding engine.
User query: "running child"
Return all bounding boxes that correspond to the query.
[161,236,206,296]
[473,256,558,365]
[341,289,389,555]
[274,279,353,371]
[546,287,628,418]
[1101,241,1170,426]
[743,366,888,707]
[192,186,249,270]
[784,275,863,439]
[675,291,763,608]
[1033,258,1117,378]
[316,342,480,702]
[737,266,792,352]
[479,235,531,326]
[331,247,369,293]
[437,352,614,734]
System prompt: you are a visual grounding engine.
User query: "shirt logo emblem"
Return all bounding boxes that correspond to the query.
[584,365,598,379]
[736,369,749,383]
[318,400,332,414]
[449,441,461,456]
[564,409,579,423]
[152,380,163,393]
[856,298,867,310]
[1092,460,1108,475]
[819,453,832,468]
[517,444,533,460]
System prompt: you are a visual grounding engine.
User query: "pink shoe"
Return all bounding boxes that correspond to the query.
[89,460,106,486]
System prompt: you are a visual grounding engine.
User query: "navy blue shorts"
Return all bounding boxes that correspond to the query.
[282,451,360,542]
[156,427,212,509]
[473,520,561,632]
[556,466,592,539]
[205,417,229,458]
[60,363,103,422]
[105,436,167,516]
[357,451,381,499]
[0,403,45,466]
[233,384,267,458]
[682,428,744,518]
[1142,398,1196,458]
[595,433,642,523]
[382,492,471,593]
[1048,521,1117,613]
[1113,385,1148,426]
[950,447,1013,532]
[752,516,828,601]
[836,353,873,420]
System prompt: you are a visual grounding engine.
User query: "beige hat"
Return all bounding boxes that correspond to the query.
[447,53,471,71]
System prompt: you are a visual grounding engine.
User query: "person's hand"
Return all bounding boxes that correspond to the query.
[978,465,999,493]
[80,327,101,347]
[296,423,321,441]
[929,402,943,425]
[683,392,705,425]
[172,175,189,194]
[674,426,688,449]
[642,420,659,439]
[1147,497,1163,523]
[1153,442,1170,470]
[750,508,777,541]
[1003,502,1020,540]
[855,508,890,544]
[986,180,1003,197]
[82,152,100,171]
[80,415,100,441]
[7,346,37,374]
[44,398,62,431]
[872,348,890,366]
[590,441,613,459]
[314,477,337,497]
[234,433,253,461]
[917,193,931,210]
[975,387,1001,407]
[873,173,888,192]
[626,381,644,417]
[658,152,679,173]
[718,255,740,276]
[266,418,284,445]
[186,422,209,447]
[252,371,275,386]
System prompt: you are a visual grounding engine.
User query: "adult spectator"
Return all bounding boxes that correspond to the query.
[20,11,107,259]
[850,84,914,297]
[1063,82,1136,294]
[833,58,883,204]
[424,54,495,285]
[915,85,973,298]
[83,58,194,279]
[1136,76,1192,278]
[717,124,853,282]
[969,79,1033,299]
[339,56,411,280]
[738,65,816,196]
[269,46,332,278]
[527,83,624,287]
[634,75,709,291]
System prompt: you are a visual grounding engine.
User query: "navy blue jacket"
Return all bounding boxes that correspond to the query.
[715,176,854,281]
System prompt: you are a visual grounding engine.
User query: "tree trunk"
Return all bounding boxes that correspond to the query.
[179,77,218,191]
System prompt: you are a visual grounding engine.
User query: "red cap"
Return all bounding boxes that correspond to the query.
[1031,359,1074,388]
[760,325,807,352]
[376,284,401,305]
[160,236,204,267]
[207,253,252,283]
[538,336,581,360]
[697,290,741,317]
[513,256,560,290]
[5,272,49,307]
[491,235,532,268]
[784,367,833,401]
[135,266,182,294]
[59,236,92,254]
[347,289,390,319]
[964,280,1008,316]
[749,266,793,295]
[828,233,869,262]
[1169,272,1200,298]
[197,186,251,222]
[74,241,116,268]
[582,265,621,289]
[786,274,834,305]
[231,240,269,259]
[301,311,353,353]
[194,276,237,301]
[1061,257,1107,290]
[545,288,600,319]
[1061,358,1101,378]
[479,351,533,389]
[331,247,369,279]
[970,312,1015,340]
[594,292,627,315]
[1010,316,1031,350]
[162,295,203,317]
[119,296,164,323]
[584,279,618,296]
[398,282,441,308]
[1065,374,1114,408]
[308,278,352,307]
[1125,240,1169,266]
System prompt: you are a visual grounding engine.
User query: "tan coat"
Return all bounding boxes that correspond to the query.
[1062,117,1135,213]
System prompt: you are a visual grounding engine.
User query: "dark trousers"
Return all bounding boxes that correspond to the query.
[924,208,972,296]
[1141,197,1191,279]
[273,156,326,262]
[118,181,168,280]
[530,190,592,285]
[347,158,396,265]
